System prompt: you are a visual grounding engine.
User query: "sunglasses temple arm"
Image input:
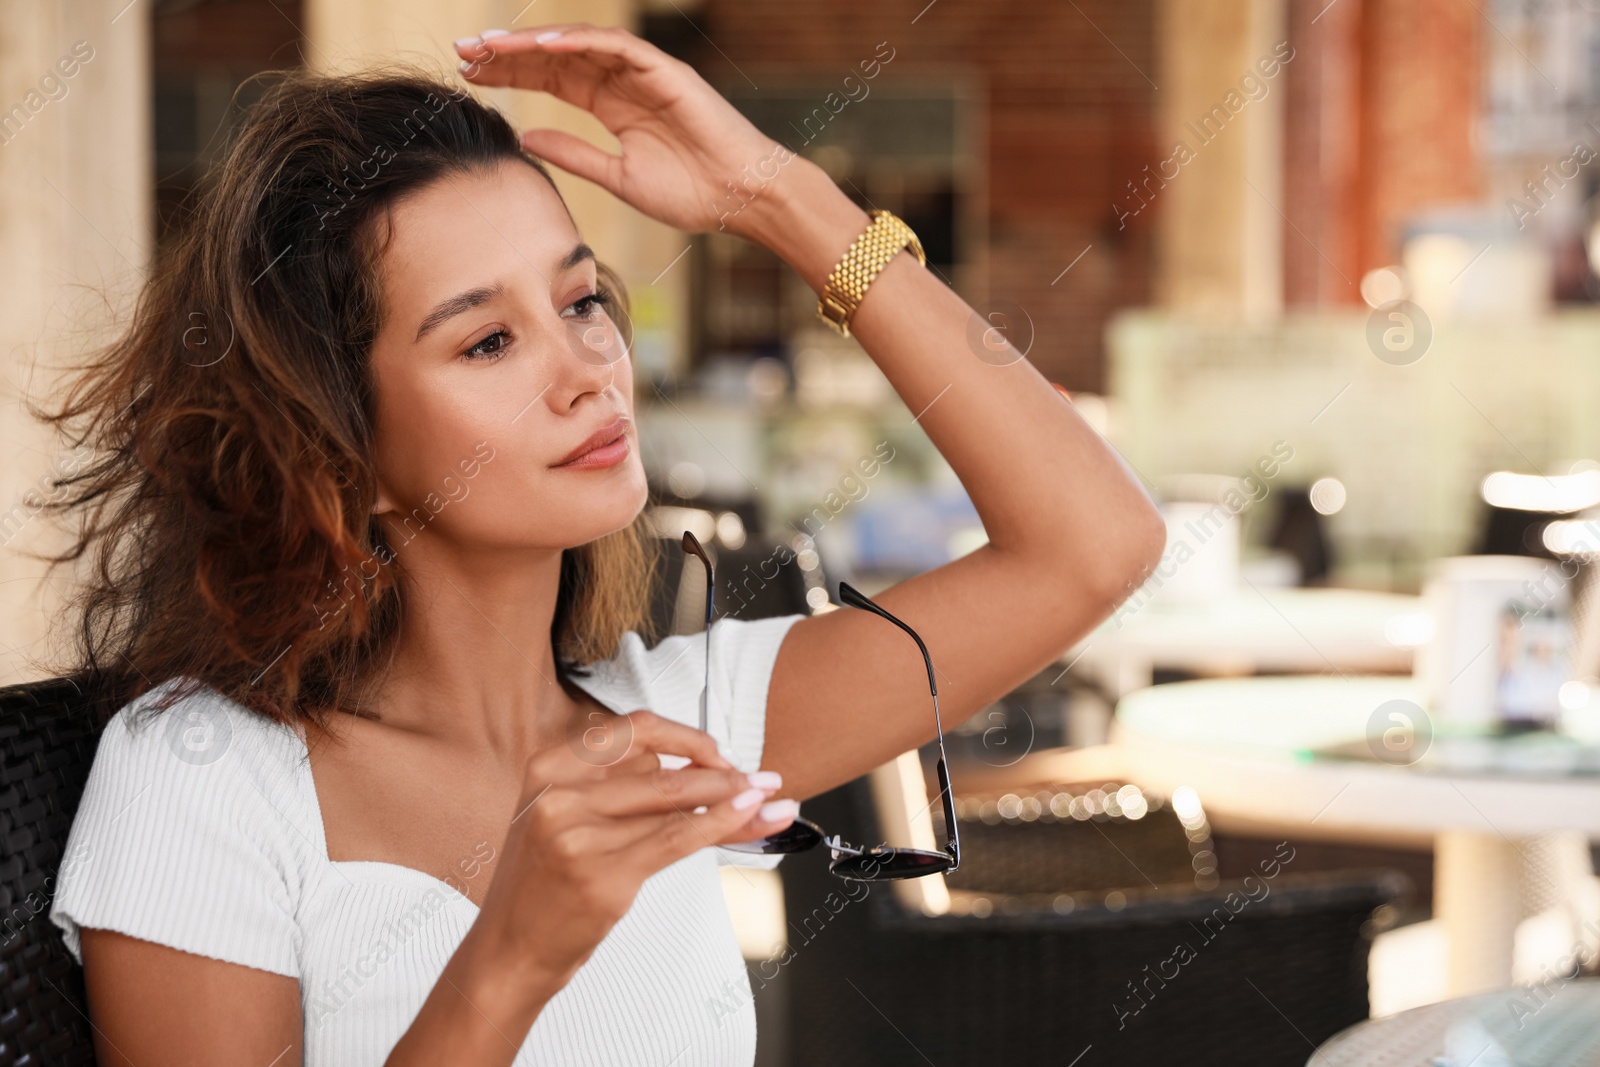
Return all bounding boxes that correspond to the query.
[837,582,938,697]
[934,697,959,869]
[702,563,712,735]
[838,581,959,868]
[682,532,715,735]
[700,559,713,735]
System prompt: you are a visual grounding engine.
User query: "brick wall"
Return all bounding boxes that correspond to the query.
[674,0,1160,391]
[672,0,1485,378]
[1281,0,1482,306]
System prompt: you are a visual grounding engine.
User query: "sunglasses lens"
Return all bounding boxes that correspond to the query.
[830,847,953,881]
[719,815,825,855]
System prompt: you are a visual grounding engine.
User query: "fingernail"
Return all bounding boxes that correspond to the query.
[732,787,765,811]
[535,29,563,42]
[748,770,782,791]
[759,799,799,823]
[454,36,481,48]
[480,28,510,38]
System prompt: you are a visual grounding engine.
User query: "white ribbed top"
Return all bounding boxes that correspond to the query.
[50,613,804,1066]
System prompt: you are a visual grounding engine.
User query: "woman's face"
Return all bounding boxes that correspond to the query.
[365,160,646,559]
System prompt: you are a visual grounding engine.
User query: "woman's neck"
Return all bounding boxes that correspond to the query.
[361,540,576,758]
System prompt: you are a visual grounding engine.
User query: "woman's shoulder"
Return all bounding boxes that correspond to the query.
[80,676,316,859]
[95,676,309,791]
[51,677,314,976]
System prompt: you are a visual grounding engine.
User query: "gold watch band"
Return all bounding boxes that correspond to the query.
[816,209,926,337]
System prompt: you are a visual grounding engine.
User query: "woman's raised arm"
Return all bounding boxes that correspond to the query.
[742,162,1165,798]
[455,23,1166,800]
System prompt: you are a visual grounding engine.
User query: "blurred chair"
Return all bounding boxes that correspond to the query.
[1267,488,1334,585]
[646,524,817,641]
[942,782,1212,899]
[1475,504,1562,559]
[1471,468,1600,560]
[0,673,126,1067]
[646,532,691,639]
[710,538,815,622]
[776,765,1403,1067]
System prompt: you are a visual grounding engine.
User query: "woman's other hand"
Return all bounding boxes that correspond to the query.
[390,710,794,1063]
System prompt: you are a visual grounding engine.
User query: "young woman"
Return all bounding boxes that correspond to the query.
[46,22,1163,1067]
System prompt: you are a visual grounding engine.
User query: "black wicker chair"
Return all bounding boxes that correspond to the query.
[646,526,819,641]
[0,674,124,1067]
[944,781,1215,897]
[775,773,1406,1067]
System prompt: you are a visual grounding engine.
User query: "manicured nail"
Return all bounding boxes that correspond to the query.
[535,30,563,42]
[759,799,799,823]
[748,771,782,791]
[732,788,765,811]
[480,28,510,38]
[454,36,481,48]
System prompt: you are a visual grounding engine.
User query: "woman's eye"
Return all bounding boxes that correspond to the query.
[565,289,612,322]
[463,330,510,362]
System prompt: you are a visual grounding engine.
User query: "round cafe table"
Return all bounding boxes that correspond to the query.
[1111,675,1600,998]
[1064,587,1428,699]
[1311,979,1600,1065]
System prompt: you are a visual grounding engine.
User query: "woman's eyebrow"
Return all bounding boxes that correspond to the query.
[560,241,596,272]
[414,282,505,342]
[412,245,593,343]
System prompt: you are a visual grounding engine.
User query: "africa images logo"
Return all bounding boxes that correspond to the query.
[164,702,234,766]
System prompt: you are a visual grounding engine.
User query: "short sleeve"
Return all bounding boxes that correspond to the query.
[49,685,306,978]
[703,614,805,869]
[572,614,806,870]
[576,613,805,773]
[703,614,805,777]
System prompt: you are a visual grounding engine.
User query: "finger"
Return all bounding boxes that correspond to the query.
[558,708,731,776]
[543,749,661,791]
[616,709,733,769]
[518,128,623,194]
[522,710,730,807]
[716,797,801,848]
[556,793,798,857]
[596,751,664,779]
[456,23,670,76]
[581,766,778,819]
[456,44,603,93]
[623,792,802,875]
[456,26,684,107]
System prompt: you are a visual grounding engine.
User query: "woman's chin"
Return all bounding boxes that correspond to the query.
[567,482,652,543]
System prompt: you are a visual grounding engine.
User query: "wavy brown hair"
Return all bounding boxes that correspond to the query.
[40,68,657,727]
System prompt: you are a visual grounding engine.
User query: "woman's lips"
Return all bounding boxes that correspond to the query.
[553,418,631,470]
[557,433,630,470]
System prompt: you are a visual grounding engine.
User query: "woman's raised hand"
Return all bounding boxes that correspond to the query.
[454,24,796,237]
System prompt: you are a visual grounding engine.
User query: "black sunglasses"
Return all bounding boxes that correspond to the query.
[680,531,960,881]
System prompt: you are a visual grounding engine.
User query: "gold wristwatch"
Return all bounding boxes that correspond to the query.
[816,209,926,337]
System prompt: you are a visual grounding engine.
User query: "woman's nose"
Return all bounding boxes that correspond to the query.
[545,317,627,410]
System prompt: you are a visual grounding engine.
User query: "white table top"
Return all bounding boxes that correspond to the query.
[1312,979,1600,1065]
[1113,675,1600,839]
[1072,586,1428,672]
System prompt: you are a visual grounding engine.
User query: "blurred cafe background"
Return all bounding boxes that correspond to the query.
[12,0,1600,1063]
